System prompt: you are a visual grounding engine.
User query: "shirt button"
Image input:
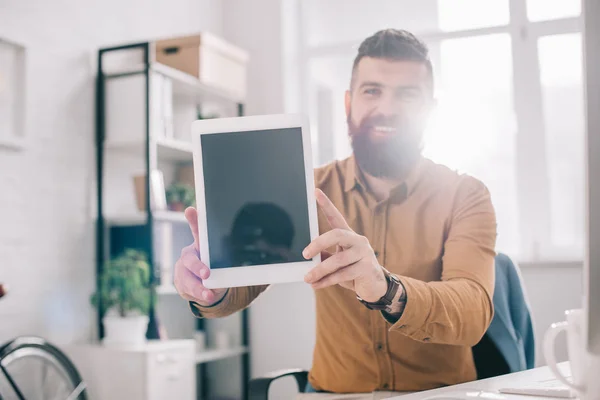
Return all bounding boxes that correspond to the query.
[423,337,431,342]
[374,251,380,257]
[399,325,406,329]
[376,343,384,351]
[382,383,389,389]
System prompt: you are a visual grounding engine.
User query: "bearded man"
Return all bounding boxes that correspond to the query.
[174,29,498,394]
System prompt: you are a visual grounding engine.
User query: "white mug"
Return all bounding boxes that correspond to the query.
[543,308,600,399]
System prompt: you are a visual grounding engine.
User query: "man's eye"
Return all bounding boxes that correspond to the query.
[364,88,381,96]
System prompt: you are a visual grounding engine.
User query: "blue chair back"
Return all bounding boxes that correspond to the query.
[472,253,535,378]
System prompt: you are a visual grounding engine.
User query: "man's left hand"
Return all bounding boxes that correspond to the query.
[303,189,388,303]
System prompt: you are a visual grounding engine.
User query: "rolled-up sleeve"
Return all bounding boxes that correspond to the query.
[389,176,497,346]
[190,284,269,319]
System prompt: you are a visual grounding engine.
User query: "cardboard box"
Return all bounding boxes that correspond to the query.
[155,32,248,99]
[133,171,167,211]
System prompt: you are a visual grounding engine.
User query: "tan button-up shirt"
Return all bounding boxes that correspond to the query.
[192,155,497,393]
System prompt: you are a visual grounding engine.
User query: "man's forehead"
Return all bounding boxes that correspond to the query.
[353,57,430,87]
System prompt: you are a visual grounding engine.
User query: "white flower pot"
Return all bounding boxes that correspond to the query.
[102,315,149,349]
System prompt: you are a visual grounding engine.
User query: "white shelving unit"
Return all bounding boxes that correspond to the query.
[97,40,250,400]
[106,210,187,227]
[105,137,193,163]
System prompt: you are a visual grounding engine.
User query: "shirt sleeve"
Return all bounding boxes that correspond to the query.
[387,175,497,346]
[189,284,269,319]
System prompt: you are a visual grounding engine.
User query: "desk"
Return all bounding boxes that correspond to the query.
[296,362,570,400]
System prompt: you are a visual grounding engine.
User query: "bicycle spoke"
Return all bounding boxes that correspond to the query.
[0,362,25,400]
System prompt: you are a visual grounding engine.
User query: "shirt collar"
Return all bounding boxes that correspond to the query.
[343,155,428,198]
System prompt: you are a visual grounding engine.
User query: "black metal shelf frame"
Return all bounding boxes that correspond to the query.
[95,42,250,400]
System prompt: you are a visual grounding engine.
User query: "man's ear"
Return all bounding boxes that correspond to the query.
[345,90,351,119]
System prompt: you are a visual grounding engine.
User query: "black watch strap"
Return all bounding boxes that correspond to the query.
[356,270,400,311]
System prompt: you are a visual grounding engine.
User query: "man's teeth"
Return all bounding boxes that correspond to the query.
[374,126,396,133]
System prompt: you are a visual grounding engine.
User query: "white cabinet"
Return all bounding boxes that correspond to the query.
[64,340,196,400]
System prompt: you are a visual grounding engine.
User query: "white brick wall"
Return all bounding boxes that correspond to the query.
[0,0,223,345]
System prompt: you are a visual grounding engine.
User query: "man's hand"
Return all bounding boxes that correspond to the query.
[303,189,388,303]
[174,207,228,307]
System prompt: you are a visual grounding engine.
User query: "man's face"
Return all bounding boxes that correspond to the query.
[346,57,434,179]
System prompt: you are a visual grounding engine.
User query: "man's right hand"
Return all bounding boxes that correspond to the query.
[174,207,228,307]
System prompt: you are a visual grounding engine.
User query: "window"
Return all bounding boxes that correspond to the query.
[302,0,585,262]
[527,0,581,22]
[538,33,585,258]
[437,0,510,31]
[423,34,519,255]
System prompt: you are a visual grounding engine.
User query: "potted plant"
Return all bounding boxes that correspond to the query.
[91,249,155,348]
[166,182,195,212]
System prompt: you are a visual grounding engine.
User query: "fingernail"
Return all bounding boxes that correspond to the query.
[201,268,209,279]
[305,272,313,282]
[202,291,210,300]
[303,249,309,259]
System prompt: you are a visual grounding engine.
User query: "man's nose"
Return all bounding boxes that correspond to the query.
[375,93,403,117]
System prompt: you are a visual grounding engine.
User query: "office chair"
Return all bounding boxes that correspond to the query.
[248,252,535,399]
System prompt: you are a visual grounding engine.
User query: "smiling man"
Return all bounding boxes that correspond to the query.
[174,29,497,393]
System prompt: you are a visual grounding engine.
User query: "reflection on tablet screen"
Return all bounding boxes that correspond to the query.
[201,127,312,269]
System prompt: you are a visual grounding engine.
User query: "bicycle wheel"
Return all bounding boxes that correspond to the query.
[0,336,87,400]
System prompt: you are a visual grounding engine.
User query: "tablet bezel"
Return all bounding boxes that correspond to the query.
[190,113,321,289]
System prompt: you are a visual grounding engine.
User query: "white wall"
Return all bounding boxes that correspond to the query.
[520,263,584,366]
[0,0,223,345]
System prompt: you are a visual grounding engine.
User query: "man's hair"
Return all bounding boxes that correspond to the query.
[351,29,433,91]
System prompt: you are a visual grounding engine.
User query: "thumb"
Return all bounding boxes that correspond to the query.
[184,207,200,249]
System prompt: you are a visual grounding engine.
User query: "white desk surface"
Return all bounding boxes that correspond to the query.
[296,362,570,400]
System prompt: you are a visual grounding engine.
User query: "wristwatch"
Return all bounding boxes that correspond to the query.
[356,269,401,311]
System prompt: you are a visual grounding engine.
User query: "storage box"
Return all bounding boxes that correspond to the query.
[154,33,248,99]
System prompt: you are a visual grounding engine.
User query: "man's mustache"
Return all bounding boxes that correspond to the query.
[357,115,404,131]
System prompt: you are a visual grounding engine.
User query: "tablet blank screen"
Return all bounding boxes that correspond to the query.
[201,127,312,269]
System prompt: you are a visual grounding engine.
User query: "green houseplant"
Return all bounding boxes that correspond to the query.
[91,249,155,347]
[166,182,195,211]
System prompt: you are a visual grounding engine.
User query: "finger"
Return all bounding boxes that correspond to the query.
[311,263,362,290]
[179,267,217,302]
[315,189,351,230]
[303,229,360,259]
[305,248,363,283]
[321,250,333,262]
[184,207,200,249]
[180,248,210,280]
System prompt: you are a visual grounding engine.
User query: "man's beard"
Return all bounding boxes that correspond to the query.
[348,113,423,179]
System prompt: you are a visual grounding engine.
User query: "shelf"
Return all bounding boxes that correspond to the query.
[195,346,248,364]
[156,284,178,295]
[105,210,187,226]
[156,137,193,162]
[105,137,193,163]
[151,62,243,105]
[103,61,243,105]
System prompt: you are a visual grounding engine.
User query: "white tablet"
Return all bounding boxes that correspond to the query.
[190,114,321,289]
